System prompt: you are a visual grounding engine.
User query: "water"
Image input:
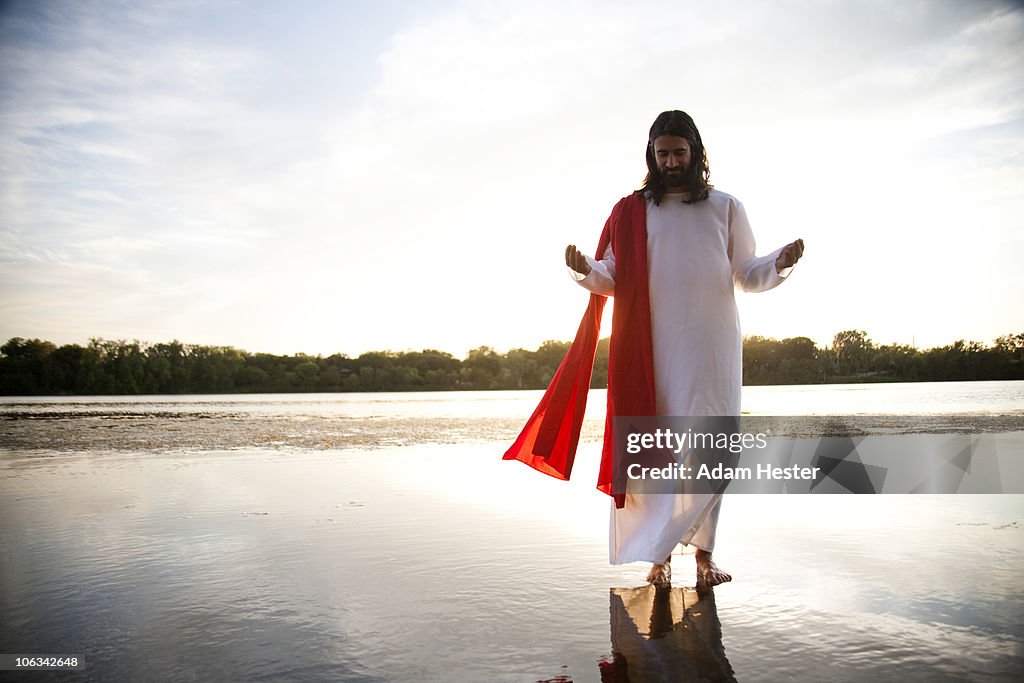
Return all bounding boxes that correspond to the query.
[1,382,1023,681]
[5,379,1024,418]
[3,380,1022,453]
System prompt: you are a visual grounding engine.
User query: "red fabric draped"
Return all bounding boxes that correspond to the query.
[503,192,656,508]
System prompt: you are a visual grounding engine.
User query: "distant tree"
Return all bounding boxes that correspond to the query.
[743,336,818,385]
[0,338,56,393]
[49,343,86,393]
[500,348,537,389]
[318,366,341,389]
[295,361,320,390]
[743,335,776,385]
[831,330,874,375]
[995,333,1024,378]
[534,340,571,385]
[3,330,1022,395]
[874,343,922,380]
[236,366,269,391]
[592,337,610,388]
[777,336,819,384]
[462,346,501,389]
[401,349,458,389]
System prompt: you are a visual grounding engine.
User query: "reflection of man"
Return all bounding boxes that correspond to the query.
[602,585,735,682]
[505,110,802,588]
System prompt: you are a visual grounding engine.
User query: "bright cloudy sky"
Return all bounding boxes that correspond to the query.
[1,0,1022,357]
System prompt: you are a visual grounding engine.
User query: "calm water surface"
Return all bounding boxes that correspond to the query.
[1,383,1022,681]
[3,381,1022,452]
[6,379,1024,417]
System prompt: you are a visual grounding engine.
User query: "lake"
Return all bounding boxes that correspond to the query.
[1,381,1022,681]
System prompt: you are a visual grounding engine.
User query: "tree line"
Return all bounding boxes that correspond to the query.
[1,330,1021,396]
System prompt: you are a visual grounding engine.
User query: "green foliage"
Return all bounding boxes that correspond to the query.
[745,335,821,385]
[743,329,1024,385]
[1,330,1021,395]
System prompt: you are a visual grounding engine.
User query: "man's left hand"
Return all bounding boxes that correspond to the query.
[776,238,804,273]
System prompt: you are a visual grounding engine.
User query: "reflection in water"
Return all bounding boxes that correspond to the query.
[2,395,1023,681]
[602,585,735,683]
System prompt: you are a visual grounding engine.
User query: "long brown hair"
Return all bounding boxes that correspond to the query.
[639,110,712,205]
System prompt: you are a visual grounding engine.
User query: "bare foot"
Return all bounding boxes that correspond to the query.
[695,549,731,588]
[646,556,672,587]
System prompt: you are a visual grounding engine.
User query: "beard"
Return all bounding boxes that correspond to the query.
[660,167,687,190]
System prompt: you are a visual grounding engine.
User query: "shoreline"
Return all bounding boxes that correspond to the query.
[2,412,1022,453]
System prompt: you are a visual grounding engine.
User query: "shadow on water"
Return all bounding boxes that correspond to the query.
[598,584,734,683]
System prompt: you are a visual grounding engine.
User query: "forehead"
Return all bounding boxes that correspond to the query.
[652,135,691,152]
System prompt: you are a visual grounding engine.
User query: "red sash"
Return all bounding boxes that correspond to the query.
[503,193,656,508]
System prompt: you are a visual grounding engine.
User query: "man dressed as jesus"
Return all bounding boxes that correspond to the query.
[506,110,803,588]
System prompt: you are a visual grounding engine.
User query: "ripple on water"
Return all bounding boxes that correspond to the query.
[2,396,1022,680]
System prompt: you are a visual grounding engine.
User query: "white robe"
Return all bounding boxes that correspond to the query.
[576,189,790,564]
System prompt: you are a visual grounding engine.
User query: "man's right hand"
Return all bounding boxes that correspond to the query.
[565,244,592,276]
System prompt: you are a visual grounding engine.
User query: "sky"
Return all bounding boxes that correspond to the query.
[1,0,1022,358]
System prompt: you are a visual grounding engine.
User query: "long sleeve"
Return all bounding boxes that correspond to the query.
[571,244,616,296]
[728,200,791,293]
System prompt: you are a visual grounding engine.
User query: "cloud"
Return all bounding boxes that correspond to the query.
[0,0,1021,354]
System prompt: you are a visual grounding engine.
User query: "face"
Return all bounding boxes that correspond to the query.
[652,135,692,189]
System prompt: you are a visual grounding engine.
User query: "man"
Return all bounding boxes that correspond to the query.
[505,110,803,588]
